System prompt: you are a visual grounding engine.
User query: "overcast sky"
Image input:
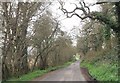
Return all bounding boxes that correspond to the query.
[49,0,101,46]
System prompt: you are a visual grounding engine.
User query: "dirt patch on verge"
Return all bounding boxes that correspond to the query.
[80,67,98,82]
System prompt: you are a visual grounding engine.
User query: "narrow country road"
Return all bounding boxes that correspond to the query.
[33,61,86,81]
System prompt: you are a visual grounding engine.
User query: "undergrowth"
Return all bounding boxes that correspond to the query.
[80,49,119,82]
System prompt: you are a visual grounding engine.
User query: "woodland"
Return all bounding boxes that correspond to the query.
[0,0,119,81]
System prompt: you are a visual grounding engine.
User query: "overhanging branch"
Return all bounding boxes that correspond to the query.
[60,1,92,20]
[60,1,117,32]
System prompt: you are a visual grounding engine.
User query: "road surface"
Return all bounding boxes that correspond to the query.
[33,61,86,81]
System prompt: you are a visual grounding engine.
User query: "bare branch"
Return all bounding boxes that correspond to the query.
[82,2,90,14]
[60,1,91,20]
[92,2,107,6]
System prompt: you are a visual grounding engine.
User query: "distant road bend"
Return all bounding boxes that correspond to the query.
[33,61,86,81]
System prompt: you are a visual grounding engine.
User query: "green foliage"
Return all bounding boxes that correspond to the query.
[8,70,47,81]
[80,51,118,82]
[92,12,117,31]
[79,3,119,82]
[81,61,118,81]
[6,60,74,81]
[103,25,111,40]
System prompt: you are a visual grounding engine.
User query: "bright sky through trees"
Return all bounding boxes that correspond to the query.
[49,0,101,46]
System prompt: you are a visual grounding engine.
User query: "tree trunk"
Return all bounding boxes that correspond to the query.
[2,63,10,80]
[116,32,120,61]
[40,56,47,70]
[15,25,28,76]
[115,2,120,69]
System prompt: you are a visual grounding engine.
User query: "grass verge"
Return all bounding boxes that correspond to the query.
[80,60,118,81]
[6,60,75,81]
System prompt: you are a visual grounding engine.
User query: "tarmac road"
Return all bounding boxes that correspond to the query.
[33,61,86,81]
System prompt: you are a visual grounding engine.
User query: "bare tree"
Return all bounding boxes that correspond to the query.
[31,13,60,70]
[59,1,120,60]
[1,2,45,79]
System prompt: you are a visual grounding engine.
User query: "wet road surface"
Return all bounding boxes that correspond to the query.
[33,61,86,81]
